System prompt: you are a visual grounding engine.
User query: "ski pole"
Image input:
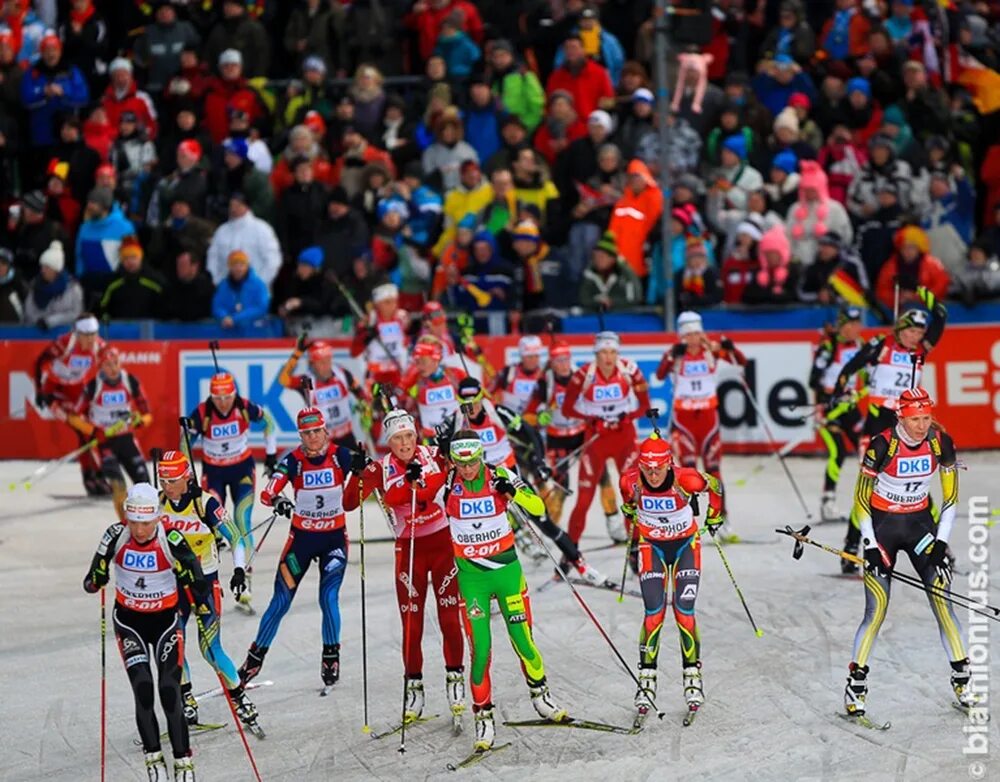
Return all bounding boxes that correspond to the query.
[616,534,633,604]
[710,534,763,637]
[358,475,371,735]
[399,484,420,754]
[371,488,399,539]
[777,526,1000,622]
[245,513,277,570]
[736,374,814,521]
[100,585,107,782]
[512,506,666,720]
[185,588,263,782]
[208,340,221,373]
[9,437,98,491]
[552,433,600,472]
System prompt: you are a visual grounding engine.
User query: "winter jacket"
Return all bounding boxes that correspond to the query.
[711,163,764,213]
[552,28,625,86]
[206,212,282,287]
[273,272,335,318]
[318,208,370,278]
[102,81,159,140]
[12,219,69,280]
[676,264,723,310]
[20,58,90,147]
[445,232,514,312]
[212,269,271,325]
[546,59,614,121]
[750,71,817,119]
[58,8,110,84]
[634,117,702,177]
[798,247,870,304]
[163,271,215,322]
[434,179,493,256]
[951,257,1000,304]
[847,155,917,219]
[98,265,167,320]
[213,161,275,225]
[422,140,479,193]
[922,176,976,277]
[786,161,853,267]
[433,30,481,79]
[579,258,642,310]
[204,15,271,78]
[202,77,267,144]
[133,18,201,93]
[23,271,84,327]
[277,181,329,262]
[491,64,545,131]
[74,205,136,280]
[855,203,903,283]
[875,252,949,312]
[463,103,503,166]
[404,0,484,61]
[282,1,346,76]
[760,7,815,65]
[607,160,663,278]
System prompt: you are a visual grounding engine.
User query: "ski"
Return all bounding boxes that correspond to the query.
[446,741,512,771]
[837,712,891,731]
[194,679,273,702]
[369,714,438,741]
[716,534,778,546]
[953,702,990,720]
[502,717,639,735]
[245,721,266,739]
[682,706,699,727]
[137,723,227,745]
[565,576,642,599]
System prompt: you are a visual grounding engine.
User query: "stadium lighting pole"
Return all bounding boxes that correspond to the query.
[654,0,675,333]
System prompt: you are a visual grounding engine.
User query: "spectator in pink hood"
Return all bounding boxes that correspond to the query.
[743,223,801,305]
[785,160,852,267]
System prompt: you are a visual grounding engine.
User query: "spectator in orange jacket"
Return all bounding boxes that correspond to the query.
[608,159,663,279]
[875,225,950,313]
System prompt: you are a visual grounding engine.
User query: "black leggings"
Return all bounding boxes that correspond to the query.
[100,435,150,486]
[113,605,189,757]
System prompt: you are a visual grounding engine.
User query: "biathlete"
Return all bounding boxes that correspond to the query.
[444,431,569,751]
[83,483,206,782]
[181,371,277,612]
[400,335,467,441]
[561,331,650,546]
[655,311,746,525]
[620,433,725,721]
[844,387,976,718]
[343,409,467,724]
[279,336,369,449]
[809,305,866,523]
[240,407,358,690]
[156,450,260,732]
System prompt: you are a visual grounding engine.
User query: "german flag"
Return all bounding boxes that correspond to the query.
[828,268,867,307]
[946,45,1000,115]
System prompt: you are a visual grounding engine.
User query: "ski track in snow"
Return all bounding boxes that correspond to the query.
[1,454,999,781]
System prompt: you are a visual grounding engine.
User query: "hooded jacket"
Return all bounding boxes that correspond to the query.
[785,161,852,267]
[608,160,663,278]
[743,223,801,304]
[875,227,950,311]
[74,204,136,279]
[212,267,271,326]
[20,57,90,147]
[447,230,514,312]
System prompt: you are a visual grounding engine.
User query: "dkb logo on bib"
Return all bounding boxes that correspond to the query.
[303,469,335,488]
[459,498,497,518]
[101,390,127,405]
[314,385,343,403]
[896,456,931,477]
[427,387,455,404]
[478,428,497,444]
[640,496,677,512]
[593,385,623,401]
[684,361,709,376]
[211,422,239,439]
[123,551,157,570]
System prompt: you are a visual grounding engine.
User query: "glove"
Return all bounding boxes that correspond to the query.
[264,453,278,474]
[670,343,686,359]
[83,558,108,593]
[926,540,952,583]
[537,410,553,427]
[533,460,552,483]
[620,501,637,519]
[351,448,371,474]
[295,332,309,352]
[705,513,725,537]
[493,474,516,498]
[863,544,889,577]
[230,567,247,598]
[405,459,422,483]
[916,285,936,310]
[720,337,735,352]
[273,496,294,518]
[35,391,52,409]
[434,415,455,453]
[627,540,639,576]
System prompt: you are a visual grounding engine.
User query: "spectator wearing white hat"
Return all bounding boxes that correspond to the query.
[23,241,84,328]
[101,56,158,140]
[204,0,271,79]
[206,192,281,287]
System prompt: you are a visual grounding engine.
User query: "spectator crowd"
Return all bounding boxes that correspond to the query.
[3,0,1000,333]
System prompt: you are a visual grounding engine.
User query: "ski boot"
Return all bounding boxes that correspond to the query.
[234,566,253,614]
[473,706,496,751]
[514,527,548,564]
[144,751,169,782]
[820,491,843,523]
[181,683,198,725]
[232,686,264,737]
[173,755,195,782]
[404,676,425,722]
[844,662,869,715]
[529,680,568,722]
[634,668,657,713]
[322,644,340,687]
[683,663,704,708]
[605,512,628,544]
[951,658,979,709]
[574,557,607,586]
[447,669,466,732]
[239,643,267,684]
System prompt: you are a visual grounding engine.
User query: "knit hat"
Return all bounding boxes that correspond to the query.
[587,110,613,133]
[298,246,324,268]
[302,55,326,75]
[677,311,703,336]
[511,220,541,243]
[119,235,143,260]
[109,57,132,74]
[722,134,747,161]
[818,230,842,247]
[896,225,930,254]
[773,107,799,135]
[124,483,160,523]
[87,187,114,212]
[303,110,326,136]
[846,77,871,99]
[218,48,242,67]
[22,190,47,213]
[457,212,478,231]
[227,249,250,267]
[672,205,694,229]
[177,138,202,162]
[771,149,798,175]
[372,283,399,303]
[223,137,249,160]
[788,92,811,110]
[39,241,65,273]
[594,230,618,257]
[328,185,349,205]
[632,88,654,104]
[735,219,763,242]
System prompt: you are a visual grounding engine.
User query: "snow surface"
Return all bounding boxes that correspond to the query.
[1,453,998,782]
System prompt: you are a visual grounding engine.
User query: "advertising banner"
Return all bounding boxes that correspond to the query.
[3,324,998,460]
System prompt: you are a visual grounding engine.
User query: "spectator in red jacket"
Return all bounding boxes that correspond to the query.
[875,225,950,312]
[533,90,586,167]
[405,0,484,62]
[101,57,158,141]
[545,35,615,121]
[202,48,266,144]
[607,158,663,280]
